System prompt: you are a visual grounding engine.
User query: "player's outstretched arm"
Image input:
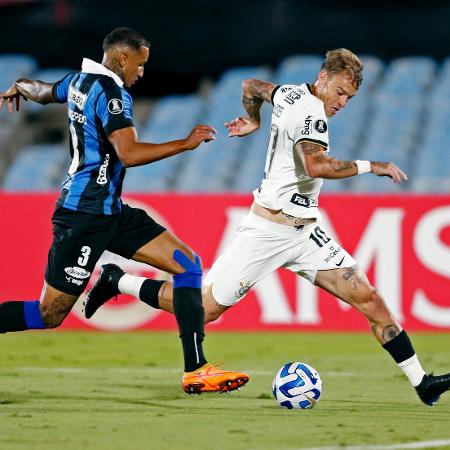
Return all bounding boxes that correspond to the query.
[225,78,277,138]
[108,124,216,167]
[0,79,56,112]
[298,141,408,183]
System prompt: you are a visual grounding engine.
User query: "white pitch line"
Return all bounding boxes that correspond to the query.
[298,440,450,450]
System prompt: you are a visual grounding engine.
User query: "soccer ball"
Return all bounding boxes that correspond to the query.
[272,362,322,409]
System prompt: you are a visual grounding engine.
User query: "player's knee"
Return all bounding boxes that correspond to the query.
[359,287,389,319]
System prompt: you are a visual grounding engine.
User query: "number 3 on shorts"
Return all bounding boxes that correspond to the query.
[77,246,91,267]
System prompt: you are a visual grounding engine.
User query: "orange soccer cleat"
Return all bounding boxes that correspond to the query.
[182,363,250,395]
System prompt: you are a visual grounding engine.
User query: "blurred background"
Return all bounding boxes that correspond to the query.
[0,0,449,334]
[0,0,449,194]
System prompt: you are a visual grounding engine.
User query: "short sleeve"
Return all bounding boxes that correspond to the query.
[52,72,77,103]
[292,102,329,149]
[96,82,134,136]
[271,84,299,106]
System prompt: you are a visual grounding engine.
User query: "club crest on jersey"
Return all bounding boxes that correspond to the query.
[314,119,327,133]
[68,87,87,110]
[108,98,123,114]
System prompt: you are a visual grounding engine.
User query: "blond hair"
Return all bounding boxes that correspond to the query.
[321,48,364,89]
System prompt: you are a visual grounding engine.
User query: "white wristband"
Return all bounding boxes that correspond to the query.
[355,160,371,175]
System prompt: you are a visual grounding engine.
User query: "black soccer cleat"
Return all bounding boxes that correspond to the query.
[84,264,125,319]
[415,372,450,406]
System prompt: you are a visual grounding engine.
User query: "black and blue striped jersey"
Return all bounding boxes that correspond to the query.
[52,58,134,215]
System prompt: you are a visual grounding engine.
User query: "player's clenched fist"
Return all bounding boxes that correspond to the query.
[371,161,408,184]
[184,125,216,150]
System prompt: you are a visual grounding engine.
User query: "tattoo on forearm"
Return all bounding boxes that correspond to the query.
[242,96,262,123]
[342,264,361,290]
[244,79,274,103]
[328,159,355,172]
[381,324,401,342]
[241,79,275,123]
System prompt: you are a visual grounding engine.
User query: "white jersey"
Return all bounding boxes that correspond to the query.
[253,83,329,219]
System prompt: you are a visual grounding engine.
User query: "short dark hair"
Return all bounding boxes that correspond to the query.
[103,27,150,52]
[321,48,363,89]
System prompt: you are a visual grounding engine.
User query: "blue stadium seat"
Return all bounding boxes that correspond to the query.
[0,54,37,91]
[275,55,322,85]
[379,57,436,97]
[2,144,67,191]
[123,94,204,192]
[176,66,272,191]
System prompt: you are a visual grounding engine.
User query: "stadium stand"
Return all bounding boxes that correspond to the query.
[2,144,67,191]
[1,54,449,194]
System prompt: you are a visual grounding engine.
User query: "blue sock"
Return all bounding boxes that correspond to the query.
[0,300,45,333]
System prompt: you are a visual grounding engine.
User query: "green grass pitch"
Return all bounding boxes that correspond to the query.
[0,331,449,450]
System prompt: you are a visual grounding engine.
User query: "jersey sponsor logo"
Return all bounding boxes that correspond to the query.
[68,110,86,124]
[283,89,305,105]
[108,98,124,114]
[97,154,110,185]
[273,104,284,118]
[323,244,342,263]
[64,266,91,279]
[314,119,327,133]
[290,193,318,208]
[302,115,313,135]
[280,86,293,93]
[68,87,87,110]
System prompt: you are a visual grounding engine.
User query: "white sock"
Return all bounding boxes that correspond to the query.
[118,273,147,299]
[398,354,426,387]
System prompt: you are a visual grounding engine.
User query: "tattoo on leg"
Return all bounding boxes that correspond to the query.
[381,324,401,342]
[41,294,77,328]
[342,264,360,290]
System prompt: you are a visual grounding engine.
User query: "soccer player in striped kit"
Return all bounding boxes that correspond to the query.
[0,27,248,395]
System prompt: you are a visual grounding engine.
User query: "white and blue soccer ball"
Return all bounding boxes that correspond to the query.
[272,362,323,409]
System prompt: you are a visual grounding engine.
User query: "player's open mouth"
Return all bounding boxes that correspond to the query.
[331,107,340,114]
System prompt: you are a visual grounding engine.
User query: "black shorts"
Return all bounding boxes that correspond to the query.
[45,204,166,295]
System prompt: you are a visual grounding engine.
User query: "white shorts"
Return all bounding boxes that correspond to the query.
[204,211,356,307]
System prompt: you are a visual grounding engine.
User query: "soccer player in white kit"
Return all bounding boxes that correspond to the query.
[85,48,450,405]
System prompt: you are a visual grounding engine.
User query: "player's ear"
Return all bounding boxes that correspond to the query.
[317,70,328,84]
[118,52,128,68]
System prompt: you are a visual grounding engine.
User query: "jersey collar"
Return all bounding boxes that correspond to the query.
[81,58,124,87]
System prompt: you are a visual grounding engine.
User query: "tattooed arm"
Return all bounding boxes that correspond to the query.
[241,78,277,125]
[297,141,408,183]
[225,78,277,137]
